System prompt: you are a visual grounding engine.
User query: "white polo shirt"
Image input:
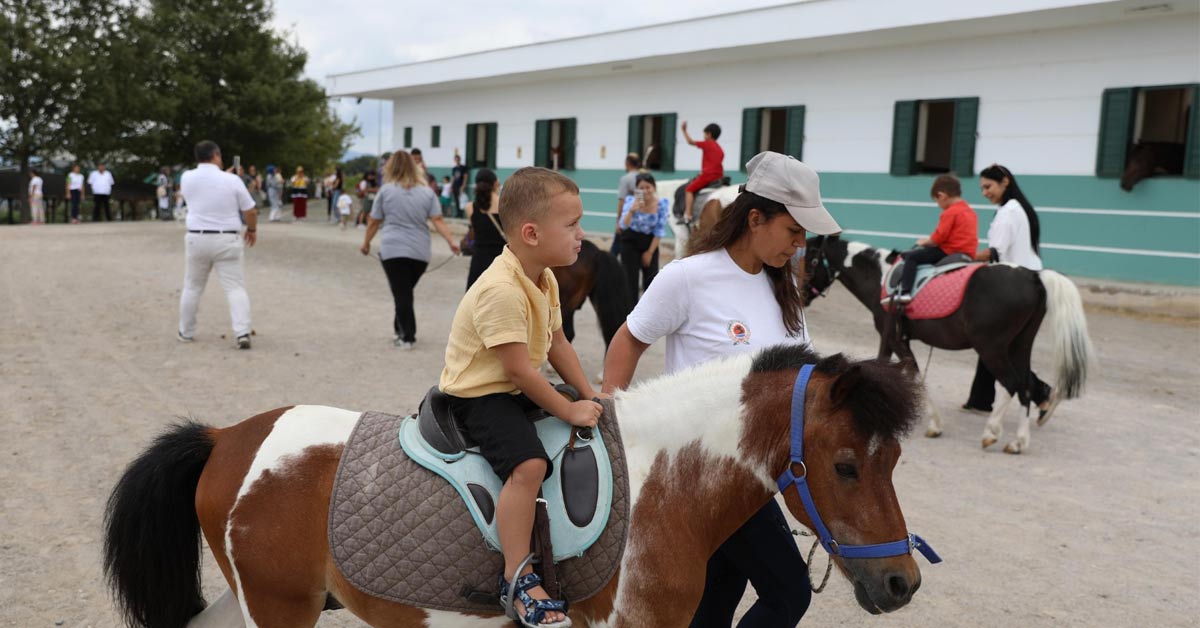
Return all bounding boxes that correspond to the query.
[181,163,256,232]
[88,170,115,195]
[626,248,811,374]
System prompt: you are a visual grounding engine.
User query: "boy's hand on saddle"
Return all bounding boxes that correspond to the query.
[561,399,602,427]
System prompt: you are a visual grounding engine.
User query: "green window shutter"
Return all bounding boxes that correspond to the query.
[403,127,412,148]
[627,115,643,157]
[486,123,498,169]
[465,123,477,167]
[785,105,806,161]
[950,97,979,176]
[1183,84,1200,178]
[563,118,577,170]
[534,119,549,168]
[890,100,919,176]
[431,126,440,148]
[1096,87,1136,178]
[660,113,677,172]
[740,107,761,171]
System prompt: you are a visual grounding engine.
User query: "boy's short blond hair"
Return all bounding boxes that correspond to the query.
[498,167,580,238]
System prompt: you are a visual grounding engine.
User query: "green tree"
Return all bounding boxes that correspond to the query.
[0,0,118,220]
[144,0,357,174]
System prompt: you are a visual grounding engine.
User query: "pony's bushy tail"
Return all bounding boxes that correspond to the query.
[587,240,633,347]
[1039,270,1094,399]
[103,421,215,628]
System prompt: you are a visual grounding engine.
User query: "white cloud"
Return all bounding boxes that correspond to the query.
[272,0,788,155]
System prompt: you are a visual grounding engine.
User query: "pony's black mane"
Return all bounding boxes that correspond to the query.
[750,344,921,440]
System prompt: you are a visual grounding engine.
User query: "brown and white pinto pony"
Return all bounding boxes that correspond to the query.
[103,346,930,628]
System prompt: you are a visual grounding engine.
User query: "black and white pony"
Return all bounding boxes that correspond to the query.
[802,235,1094,454]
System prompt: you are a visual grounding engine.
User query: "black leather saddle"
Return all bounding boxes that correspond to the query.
[417,385,581,456]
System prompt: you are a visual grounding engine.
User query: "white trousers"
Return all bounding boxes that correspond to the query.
[179,233,251,337]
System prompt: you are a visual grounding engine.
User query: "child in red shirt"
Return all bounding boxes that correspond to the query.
[681,121,724,223]
[892,174,979,304]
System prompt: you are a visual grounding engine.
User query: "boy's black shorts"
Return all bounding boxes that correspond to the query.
[446,391,552,481]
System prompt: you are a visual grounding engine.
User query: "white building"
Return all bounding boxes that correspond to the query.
[329,0,1200,285]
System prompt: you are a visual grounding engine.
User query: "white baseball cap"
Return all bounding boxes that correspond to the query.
[744,152,841,235]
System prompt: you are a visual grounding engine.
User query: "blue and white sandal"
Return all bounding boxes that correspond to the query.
[500,570,571,628]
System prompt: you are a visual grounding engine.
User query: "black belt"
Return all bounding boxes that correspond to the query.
[188,230,239,234]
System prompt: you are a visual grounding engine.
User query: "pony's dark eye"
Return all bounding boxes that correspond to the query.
[835,463,859,479]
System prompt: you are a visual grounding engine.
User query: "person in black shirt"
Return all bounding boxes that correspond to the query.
[450,154,470,218]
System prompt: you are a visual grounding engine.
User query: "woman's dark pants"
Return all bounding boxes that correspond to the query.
[380,257,428,342]
[690,500,811,627]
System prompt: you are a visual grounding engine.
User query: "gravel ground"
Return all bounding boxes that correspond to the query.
[1,218,1196,627]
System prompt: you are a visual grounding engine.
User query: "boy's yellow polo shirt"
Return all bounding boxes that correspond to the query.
[440,246,562,397]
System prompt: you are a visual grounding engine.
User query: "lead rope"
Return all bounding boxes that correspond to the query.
[792,529,833,593]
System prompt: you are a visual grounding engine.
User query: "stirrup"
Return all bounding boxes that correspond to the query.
[499,555,571,628]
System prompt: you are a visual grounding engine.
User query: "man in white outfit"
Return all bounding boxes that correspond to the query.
[178,140,258,349]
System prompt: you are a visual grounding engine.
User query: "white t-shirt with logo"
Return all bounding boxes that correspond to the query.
[337,193,353,215]
[625,248,811,374]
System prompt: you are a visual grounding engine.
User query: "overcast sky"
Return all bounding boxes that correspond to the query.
[271,0,790,156]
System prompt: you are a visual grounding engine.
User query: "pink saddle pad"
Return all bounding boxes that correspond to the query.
[881,264,983,320]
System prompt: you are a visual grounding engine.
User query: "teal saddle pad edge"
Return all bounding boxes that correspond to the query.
[884,261,971,297]
[397,415,614,562]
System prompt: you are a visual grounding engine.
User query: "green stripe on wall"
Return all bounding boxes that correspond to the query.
[425,167,1200,286]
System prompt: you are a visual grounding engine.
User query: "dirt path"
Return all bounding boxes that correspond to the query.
[1,220,1196,627]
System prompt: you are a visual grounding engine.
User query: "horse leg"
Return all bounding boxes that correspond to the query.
[1001,307,1044,454]
[562,306,577,343]
[982,393,1016,450]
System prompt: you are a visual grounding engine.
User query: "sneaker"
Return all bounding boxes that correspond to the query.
[398,341,415,351]
[960,403,991,415]
[236,334,252,350]
[177,331,194,343]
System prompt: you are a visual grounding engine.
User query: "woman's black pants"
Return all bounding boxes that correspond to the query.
[380,256,428,342]
[619,230,659,304]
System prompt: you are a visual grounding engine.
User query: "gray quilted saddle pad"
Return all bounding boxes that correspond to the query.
[328,400,630,613]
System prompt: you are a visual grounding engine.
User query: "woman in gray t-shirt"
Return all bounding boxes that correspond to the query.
[361,151,460,349]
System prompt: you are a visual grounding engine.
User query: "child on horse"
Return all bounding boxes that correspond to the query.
[439,166,604,628]
[681,120,725,224]
[891,174,978,304]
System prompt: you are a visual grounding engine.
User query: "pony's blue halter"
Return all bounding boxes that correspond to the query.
[776,364,943,563]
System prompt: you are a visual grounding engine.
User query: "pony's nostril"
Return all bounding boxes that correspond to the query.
[886,574,910,599]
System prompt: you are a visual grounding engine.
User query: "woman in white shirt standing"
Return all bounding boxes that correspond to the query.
[66,164,84,224]
[28,169,45,225]
[963,163,1056,417]
[602,152,842,628]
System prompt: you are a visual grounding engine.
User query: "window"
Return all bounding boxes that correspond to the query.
[403,127,413,149]
[627,113,677,171]
[535,118,576,170]
[890,97,979,176]
[1096,84,1199,179]
[465,122,497,169]
[431,125,440,148]
[741,106,805,170]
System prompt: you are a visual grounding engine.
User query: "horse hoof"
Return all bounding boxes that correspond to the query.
[981,436,997,449]
[925,428,942,438]
[1003,442,1023,454]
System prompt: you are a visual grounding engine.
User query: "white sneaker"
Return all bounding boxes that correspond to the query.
[399,341,415,351]
[236,334,252,350]
[177,331,194,343]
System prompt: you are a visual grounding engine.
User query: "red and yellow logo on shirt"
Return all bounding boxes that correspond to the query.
[727,320,751,345]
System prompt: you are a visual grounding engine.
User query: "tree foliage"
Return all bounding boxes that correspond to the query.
[0,0,358,217]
